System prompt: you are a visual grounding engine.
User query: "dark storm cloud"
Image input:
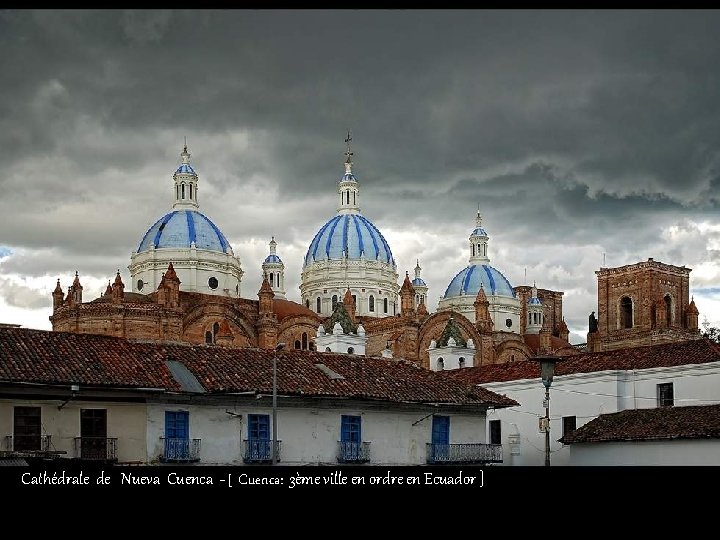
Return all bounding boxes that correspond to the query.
[3,9,720,334]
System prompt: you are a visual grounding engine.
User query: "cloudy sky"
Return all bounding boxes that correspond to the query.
[3,9,720,343]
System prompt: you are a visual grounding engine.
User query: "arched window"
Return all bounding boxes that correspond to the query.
[438,358,444,370]
[305,299,310,309]
[176,185,179,200]
[302,332,308,350]
[369,295,375,312]
[665,295,672,327]
[384,298,388,313]
[213,322,220,337]
[472,245,475,257]
[294,340,301,349]
[353,192,356,205]
[316,297,321,313]
[621,296,633,329]
[459,357,465,368]
[205,331,213,344]
[189,184,193,200]
[332,295,338,311]
[181,183,185,199]
[347,347,354,355]
[325,347,332,353]
[352,295,357,306]
[309,341,316,351]
[269,273,274,287]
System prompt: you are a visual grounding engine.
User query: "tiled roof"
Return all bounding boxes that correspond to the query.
[273,299,319,322]
[0,327,516,407]
[447,338,719,384]
[521,334,577,355]
[560,404,720,444]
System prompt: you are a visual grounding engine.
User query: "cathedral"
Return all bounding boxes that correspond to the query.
[50,134,697,369]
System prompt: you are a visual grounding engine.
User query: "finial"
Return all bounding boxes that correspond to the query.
[344,130,354,173]
[181,138,190,164]
[269,236,277,255]
[476,207,482,227]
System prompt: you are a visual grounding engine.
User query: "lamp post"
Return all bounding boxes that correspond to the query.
[534,355,558,467]
[271,342,286,465]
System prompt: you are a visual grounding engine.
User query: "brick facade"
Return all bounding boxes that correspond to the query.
[588,258,700,351]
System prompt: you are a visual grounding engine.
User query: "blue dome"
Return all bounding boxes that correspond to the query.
[412,277,427,287]
[341,172,356,182]
[175,163,196,175]
[443,264,515,298]
[137,210,231,253]
[471,227,487,237]
[304,214,394,267]
[264,254,282,264]
[528,296,542,305]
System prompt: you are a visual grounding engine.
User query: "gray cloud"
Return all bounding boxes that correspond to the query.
[3,10,720,337]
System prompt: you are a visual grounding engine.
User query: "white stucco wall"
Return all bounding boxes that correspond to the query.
[483,361,720,466]
[147,402,488,465]
[569,439,720,466]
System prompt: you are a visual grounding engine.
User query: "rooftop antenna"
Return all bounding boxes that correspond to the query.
[602,252,606,266]
[524,267,527,284]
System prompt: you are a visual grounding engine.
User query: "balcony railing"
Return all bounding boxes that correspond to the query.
[160,438,201,463]
[243,440,281,464]
[426,443,503,464]
[337,441,371,464]
[4,434,52,453]
[74,437,118,461]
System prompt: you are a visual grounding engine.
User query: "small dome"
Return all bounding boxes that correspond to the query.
[471,227,487,237]
[137,210,231,253]
[304,214,394,267]
[412,277,427,287]
[175,163,196,175]
[528,296,542,305]
[264,254,282,264]
[443,264,515,298]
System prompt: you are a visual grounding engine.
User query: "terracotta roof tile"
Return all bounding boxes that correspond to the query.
[560,404,720,444]
[0,327,516,407]
[447,338,719,385]
[272,299,320,322]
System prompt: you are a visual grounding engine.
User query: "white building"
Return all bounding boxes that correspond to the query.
[301,135,400,318]
[560,403,720,466]
[448,339,720,466]
[0,326,515,466]
[128,144,244,297]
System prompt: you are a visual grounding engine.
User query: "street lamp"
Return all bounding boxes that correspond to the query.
[272,342,286,465]
[533,355,558,467]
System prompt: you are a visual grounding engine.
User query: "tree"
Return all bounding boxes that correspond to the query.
[702,327,720,343]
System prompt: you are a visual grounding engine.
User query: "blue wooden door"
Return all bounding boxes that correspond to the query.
[165,411,189,460]
[341,415,362,460]
[431,416,450,461]
[248,414,270,460]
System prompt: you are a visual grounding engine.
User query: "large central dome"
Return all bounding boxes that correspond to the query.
[137,210,232,254]
[304,214,394,267]
[300,135,399,318]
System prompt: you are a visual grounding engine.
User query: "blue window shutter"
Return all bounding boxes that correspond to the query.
[341,415,361,443]
[431,416,450,445]
[165,411,189,440]
[248,414,270,441]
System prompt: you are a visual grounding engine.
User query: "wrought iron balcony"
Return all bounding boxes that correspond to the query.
[426,443,503,464]
[74,437,118,461]
[337,441,371,464]
[243,440,281,464]
[4,434,52,454]
[160,438,201,463]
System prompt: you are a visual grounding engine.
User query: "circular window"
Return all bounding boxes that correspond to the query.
[137,279,144,291]
[505,318,513,328]
[208,277,218,290]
